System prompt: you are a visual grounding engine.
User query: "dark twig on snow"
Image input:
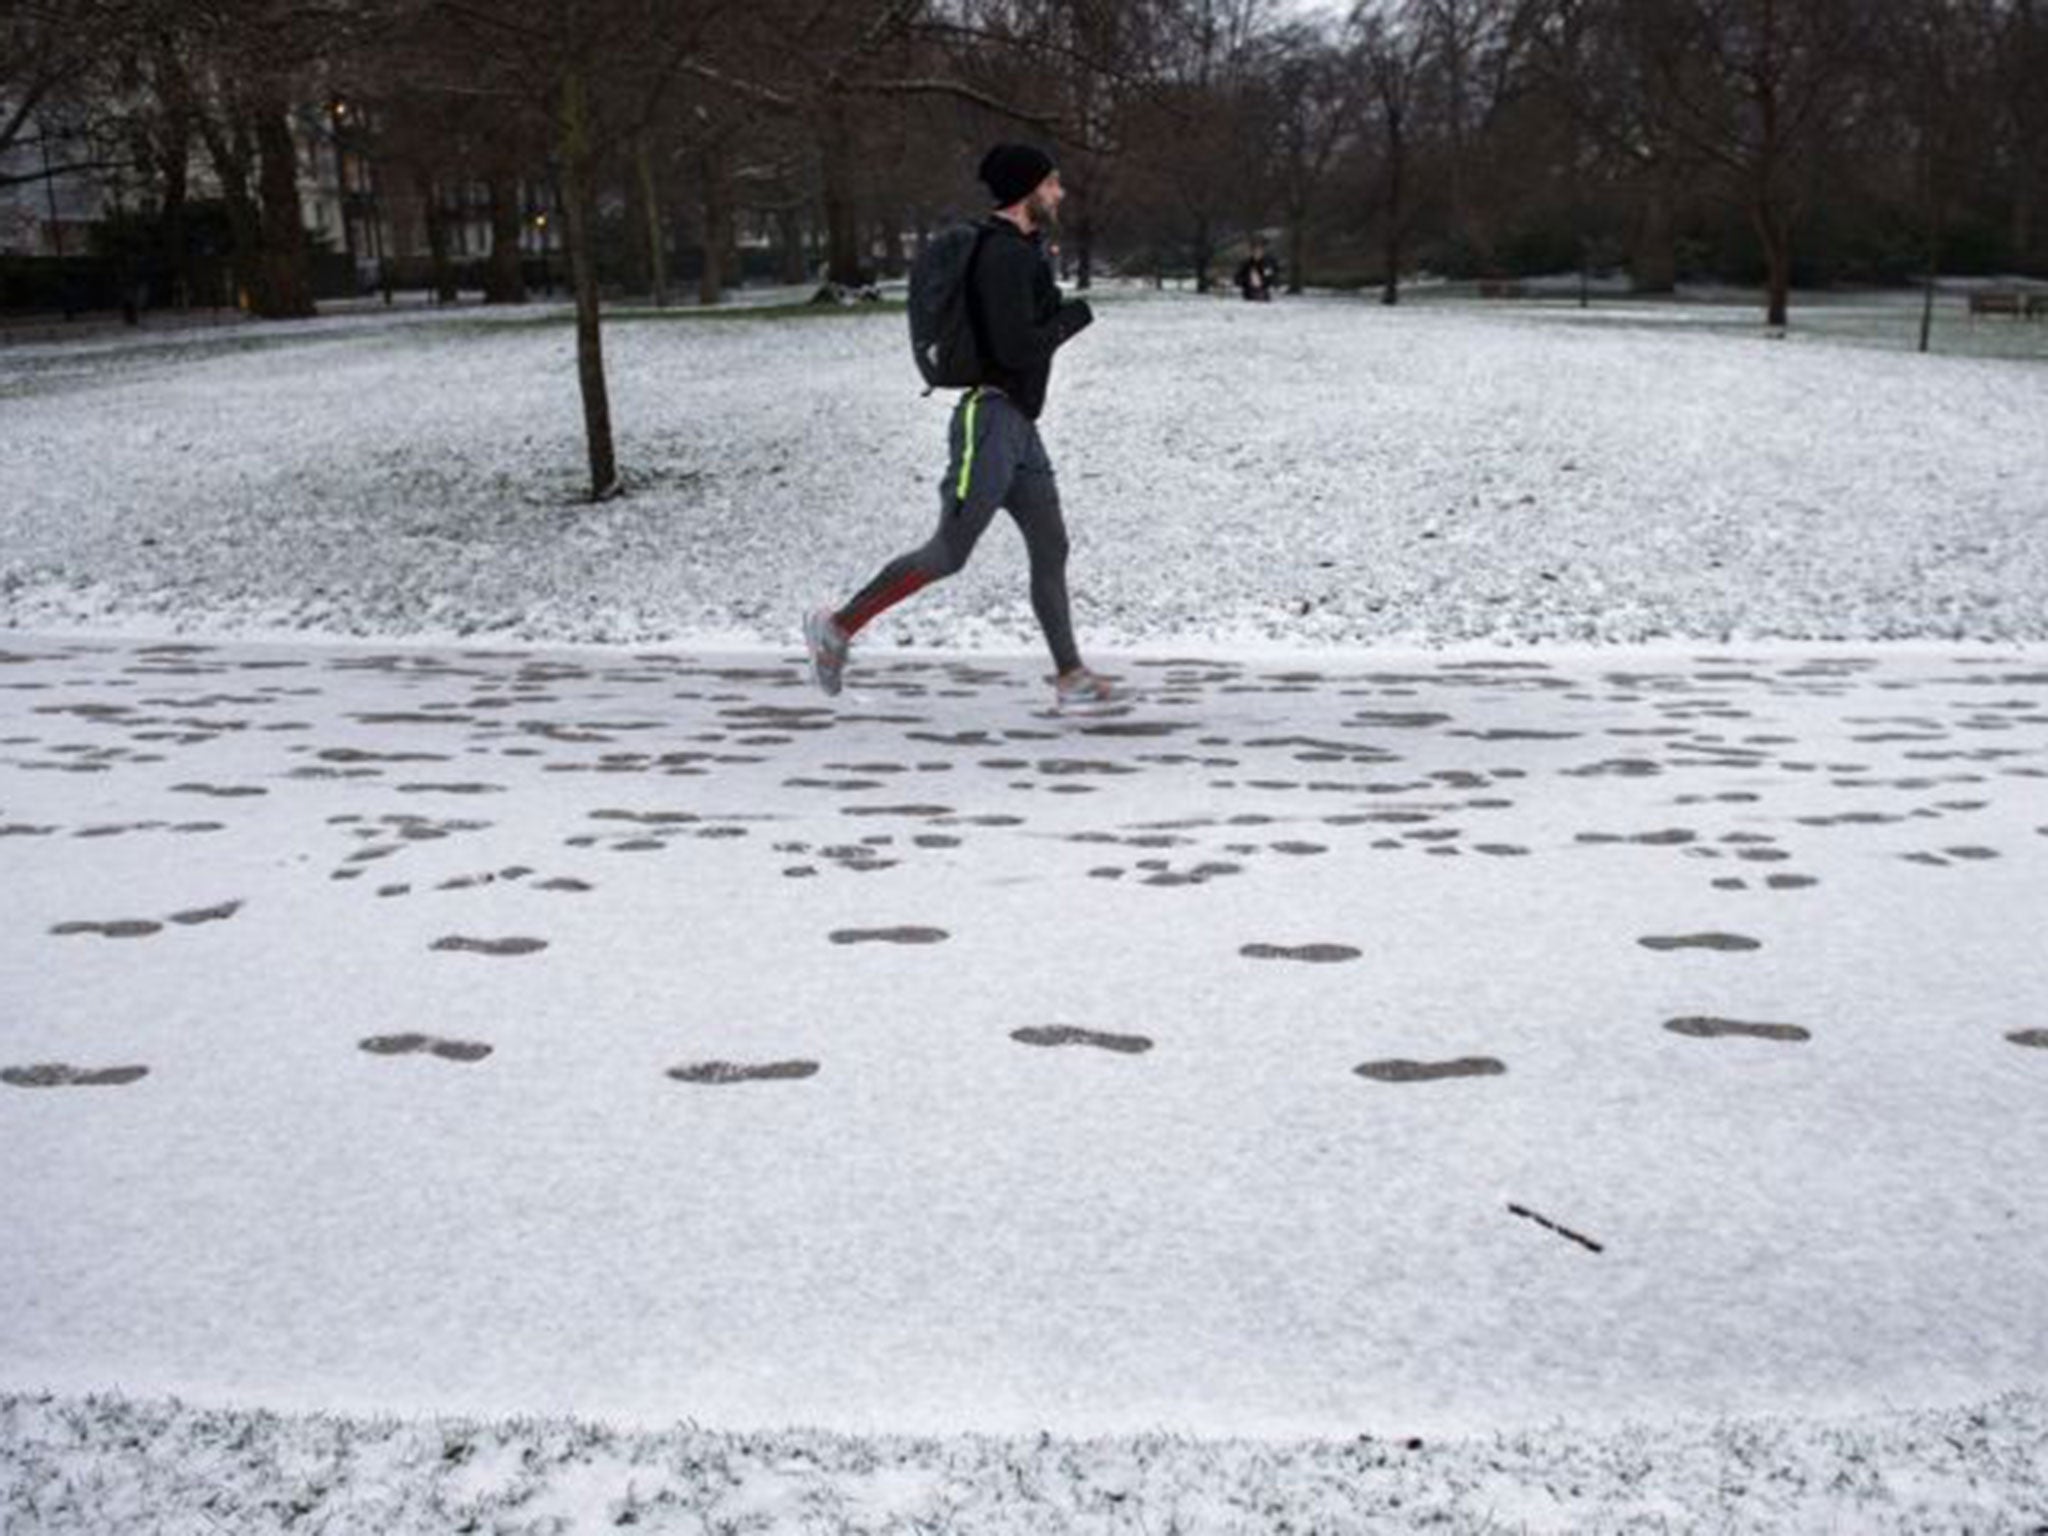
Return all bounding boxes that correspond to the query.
[1508,1203,1604,1254]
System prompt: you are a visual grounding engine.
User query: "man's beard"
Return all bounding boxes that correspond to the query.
[1027,189,1061,233]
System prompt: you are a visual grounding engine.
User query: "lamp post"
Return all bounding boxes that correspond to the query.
[328,101,362,294]
[331,99,390,304]
[534,211,550,294]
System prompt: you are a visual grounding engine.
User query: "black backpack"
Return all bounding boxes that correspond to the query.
[907,222,989,390]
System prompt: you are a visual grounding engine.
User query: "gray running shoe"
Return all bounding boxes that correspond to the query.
[804,608,849,697]
[1052,667,1116,708]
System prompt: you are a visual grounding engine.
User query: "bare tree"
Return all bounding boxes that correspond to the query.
[1526,0,1694,292]
[696,0,1138,292]
[156,15,307,317]
[1629,0,1872,328]
[1413,0,1534,274]
[98,0,395,319]
[0,1,135,175]
[404,0,715,499]
[686,105,748,305]
[927,0,1165,288]
[1994,0,2047,267]
[1352,0,1431,304]
[1270,19,1356,291]
[1871,0,2000,349]
[1050,0,1152,287]
[1109,0,1283,290]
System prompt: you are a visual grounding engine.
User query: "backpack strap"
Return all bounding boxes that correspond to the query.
[962,219,995,384]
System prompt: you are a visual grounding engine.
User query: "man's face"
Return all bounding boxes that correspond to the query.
[1026,170,1065,230]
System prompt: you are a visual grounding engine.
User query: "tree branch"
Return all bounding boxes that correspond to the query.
[908,18,1153,90]
[841,76,1064,130]
[826,0,927,86]
[681,59,803,115]
[0,158,142,189]
[428,0,550,48]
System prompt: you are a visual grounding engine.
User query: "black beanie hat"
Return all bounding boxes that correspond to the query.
[979,143,1056,207]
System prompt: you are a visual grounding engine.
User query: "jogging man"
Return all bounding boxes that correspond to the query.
[804,143,1113,707]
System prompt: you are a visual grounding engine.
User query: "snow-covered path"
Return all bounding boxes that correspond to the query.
[5,632,2046,1448]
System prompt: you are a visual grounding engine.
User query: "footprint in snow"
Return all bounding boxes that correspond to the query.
[3,1063,149,1088]
[1638,933,1761,952]
[667,1060,819,1084]
[829,927,948,946]
[1010,1025,1153,1055]
[1354,1057,1506,1083]
[430,935,548,956]
[1664,1016,1810,1043]
[167,901,242,926]
[1241,942,1361,963]
[359,1034,494,1063]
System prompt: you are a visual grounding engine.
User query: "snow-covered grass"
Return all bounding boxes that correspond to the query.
[3,285,2045,652]
[1394,280,2048,364]
[7,1386,2046,1534]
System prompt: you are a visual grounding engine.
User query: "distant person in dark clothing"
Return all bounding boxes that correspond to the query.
[805,143,1113,708]
[1235,238,1279,302]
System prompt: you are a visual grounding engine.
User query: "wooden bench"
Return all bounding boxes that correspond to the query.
[1968,290,2024,317]
[1477,279,1528,299]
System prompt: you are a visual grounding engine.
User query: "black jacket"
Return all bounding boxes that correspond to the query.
[968,216,1093,420]
[1235,255,1278,299]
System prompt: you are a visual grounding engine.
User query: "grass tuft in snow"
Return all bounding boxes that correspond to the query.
[5,1388,2046,1534]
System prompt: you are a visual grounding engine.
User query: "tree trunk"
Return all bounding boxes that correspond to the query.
[1918,144,1944,355]
[485,174,527,303]
[420,173,456,304]
[152,43,195,308]
[619,165,650,296]
[697,206,723,306]
[774,207,804,284]
[1286,207,1307,293]
[1751,46,1791,329]
[201,106,262,311]
[252,100,314,318]
[1752,197,1791,329]
[1074,204,1094,291]
[160,126,191,309]
[1193,211,1212,293]
[226,111,261,306]
[560,63,618,500]
[819,98,863,287]
[635,138,669,308]
[373,184,394,304]
[1631,170,1678,294]
[209,122,261,308]
[1381,118,1406,307]
[698,145,728,305]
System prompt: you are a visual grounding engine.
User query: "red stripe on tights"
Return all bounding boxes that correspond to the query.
[840,567,935,636]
